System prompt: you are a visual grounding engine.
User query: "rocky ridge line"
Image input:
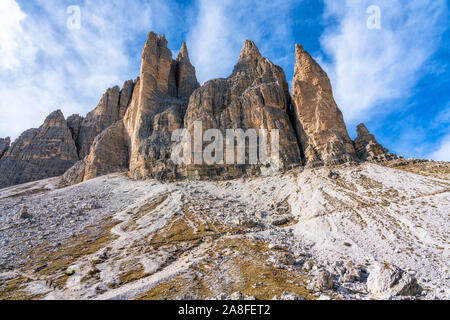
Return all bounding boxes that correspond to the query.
[0,32,400,188]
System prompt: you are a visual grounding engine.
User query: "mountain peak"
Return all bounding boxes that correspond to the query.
[177,41,189,61]
[356,123,371,135]
[239,40,261,61]
[43,109,65,126]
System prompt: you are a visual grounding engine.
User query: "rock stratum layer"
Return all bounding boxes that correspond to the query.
[0,111,79,188]
[0,32,401,188]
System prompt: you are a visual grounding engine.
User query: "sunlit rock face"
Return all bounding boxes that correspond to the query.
[1,32,405,188]
[123,32,200,180]
[291,44,357,167]
[178,40,302,179]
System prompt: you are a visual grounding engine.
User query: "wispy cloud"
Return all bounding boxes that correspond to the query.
[319,0,448,124]
[430,134,450,161]
[0,0,171,140]
[186,0,299,84]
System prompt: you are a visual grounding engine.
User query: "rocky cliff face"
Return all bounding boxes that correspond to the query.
[0,137,10,159]
[1,32,401,189]
[0,110,79,188]
[63,121,129,184]
[76,80,136,159]
[123,32,199,180]
[179,40,302,179]
[291,44,357,167]
[67,114,84,147]
[354,123,399,162]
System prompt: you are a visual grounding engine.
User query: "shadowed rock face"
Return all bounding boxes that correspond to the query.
[291,44,357,167]
[63,121,129,184]
[178,40,302,179]
[0,137,10,159]
[76,80,137,159]
[67,114,84,149]
[0,110,79,188]
[354,123,399,162]
[176,42,200,99]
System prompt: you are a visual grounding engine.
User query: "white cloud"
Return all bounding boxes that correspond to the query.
[0,0,36,69]
[319,0,447,124]
[0,0,170,141]
[186,0,298,84]
[430,134,450,161]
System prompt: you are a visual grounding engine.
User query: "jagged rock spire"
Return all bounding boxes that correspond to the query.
[291,43,357,167]
[177,41,189,60]
[140,31,176,96]
[123,32,200,180]
[176,41,200,99]
[43,109,66,127]
[354,123,398,161]
[182,37,302,179]
[232,40,264,74]
[239,40,262,60]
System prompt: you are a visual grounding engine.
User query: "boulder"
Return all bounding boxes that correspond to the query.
[367,262,422,298]
[315,270,334,290]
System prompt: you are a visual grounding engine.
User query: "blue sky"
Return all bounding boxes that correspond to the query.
[0,0,449,161]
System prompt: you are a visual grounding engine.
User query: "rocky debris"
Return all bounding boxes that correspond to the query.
[332,260,364,283]
[212,292,256,300]
[77,81,136,159]
[303,260,314,271]
[328,171,340,179]
[354,124,400,162]
[16,205,32,220]
[0,137,10,159]
[291,44,357,167]
[179,40,302,179]
[0,162,448,300]
[0,110,79,189]
[367,262,422,298]
[273,292,307,300]
[271,216,292,226]
[278,252,296,266]
[315,270,334,290]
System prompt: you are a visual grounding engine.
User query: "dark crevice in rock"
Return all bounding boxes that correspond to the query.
[0,137,11,160]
